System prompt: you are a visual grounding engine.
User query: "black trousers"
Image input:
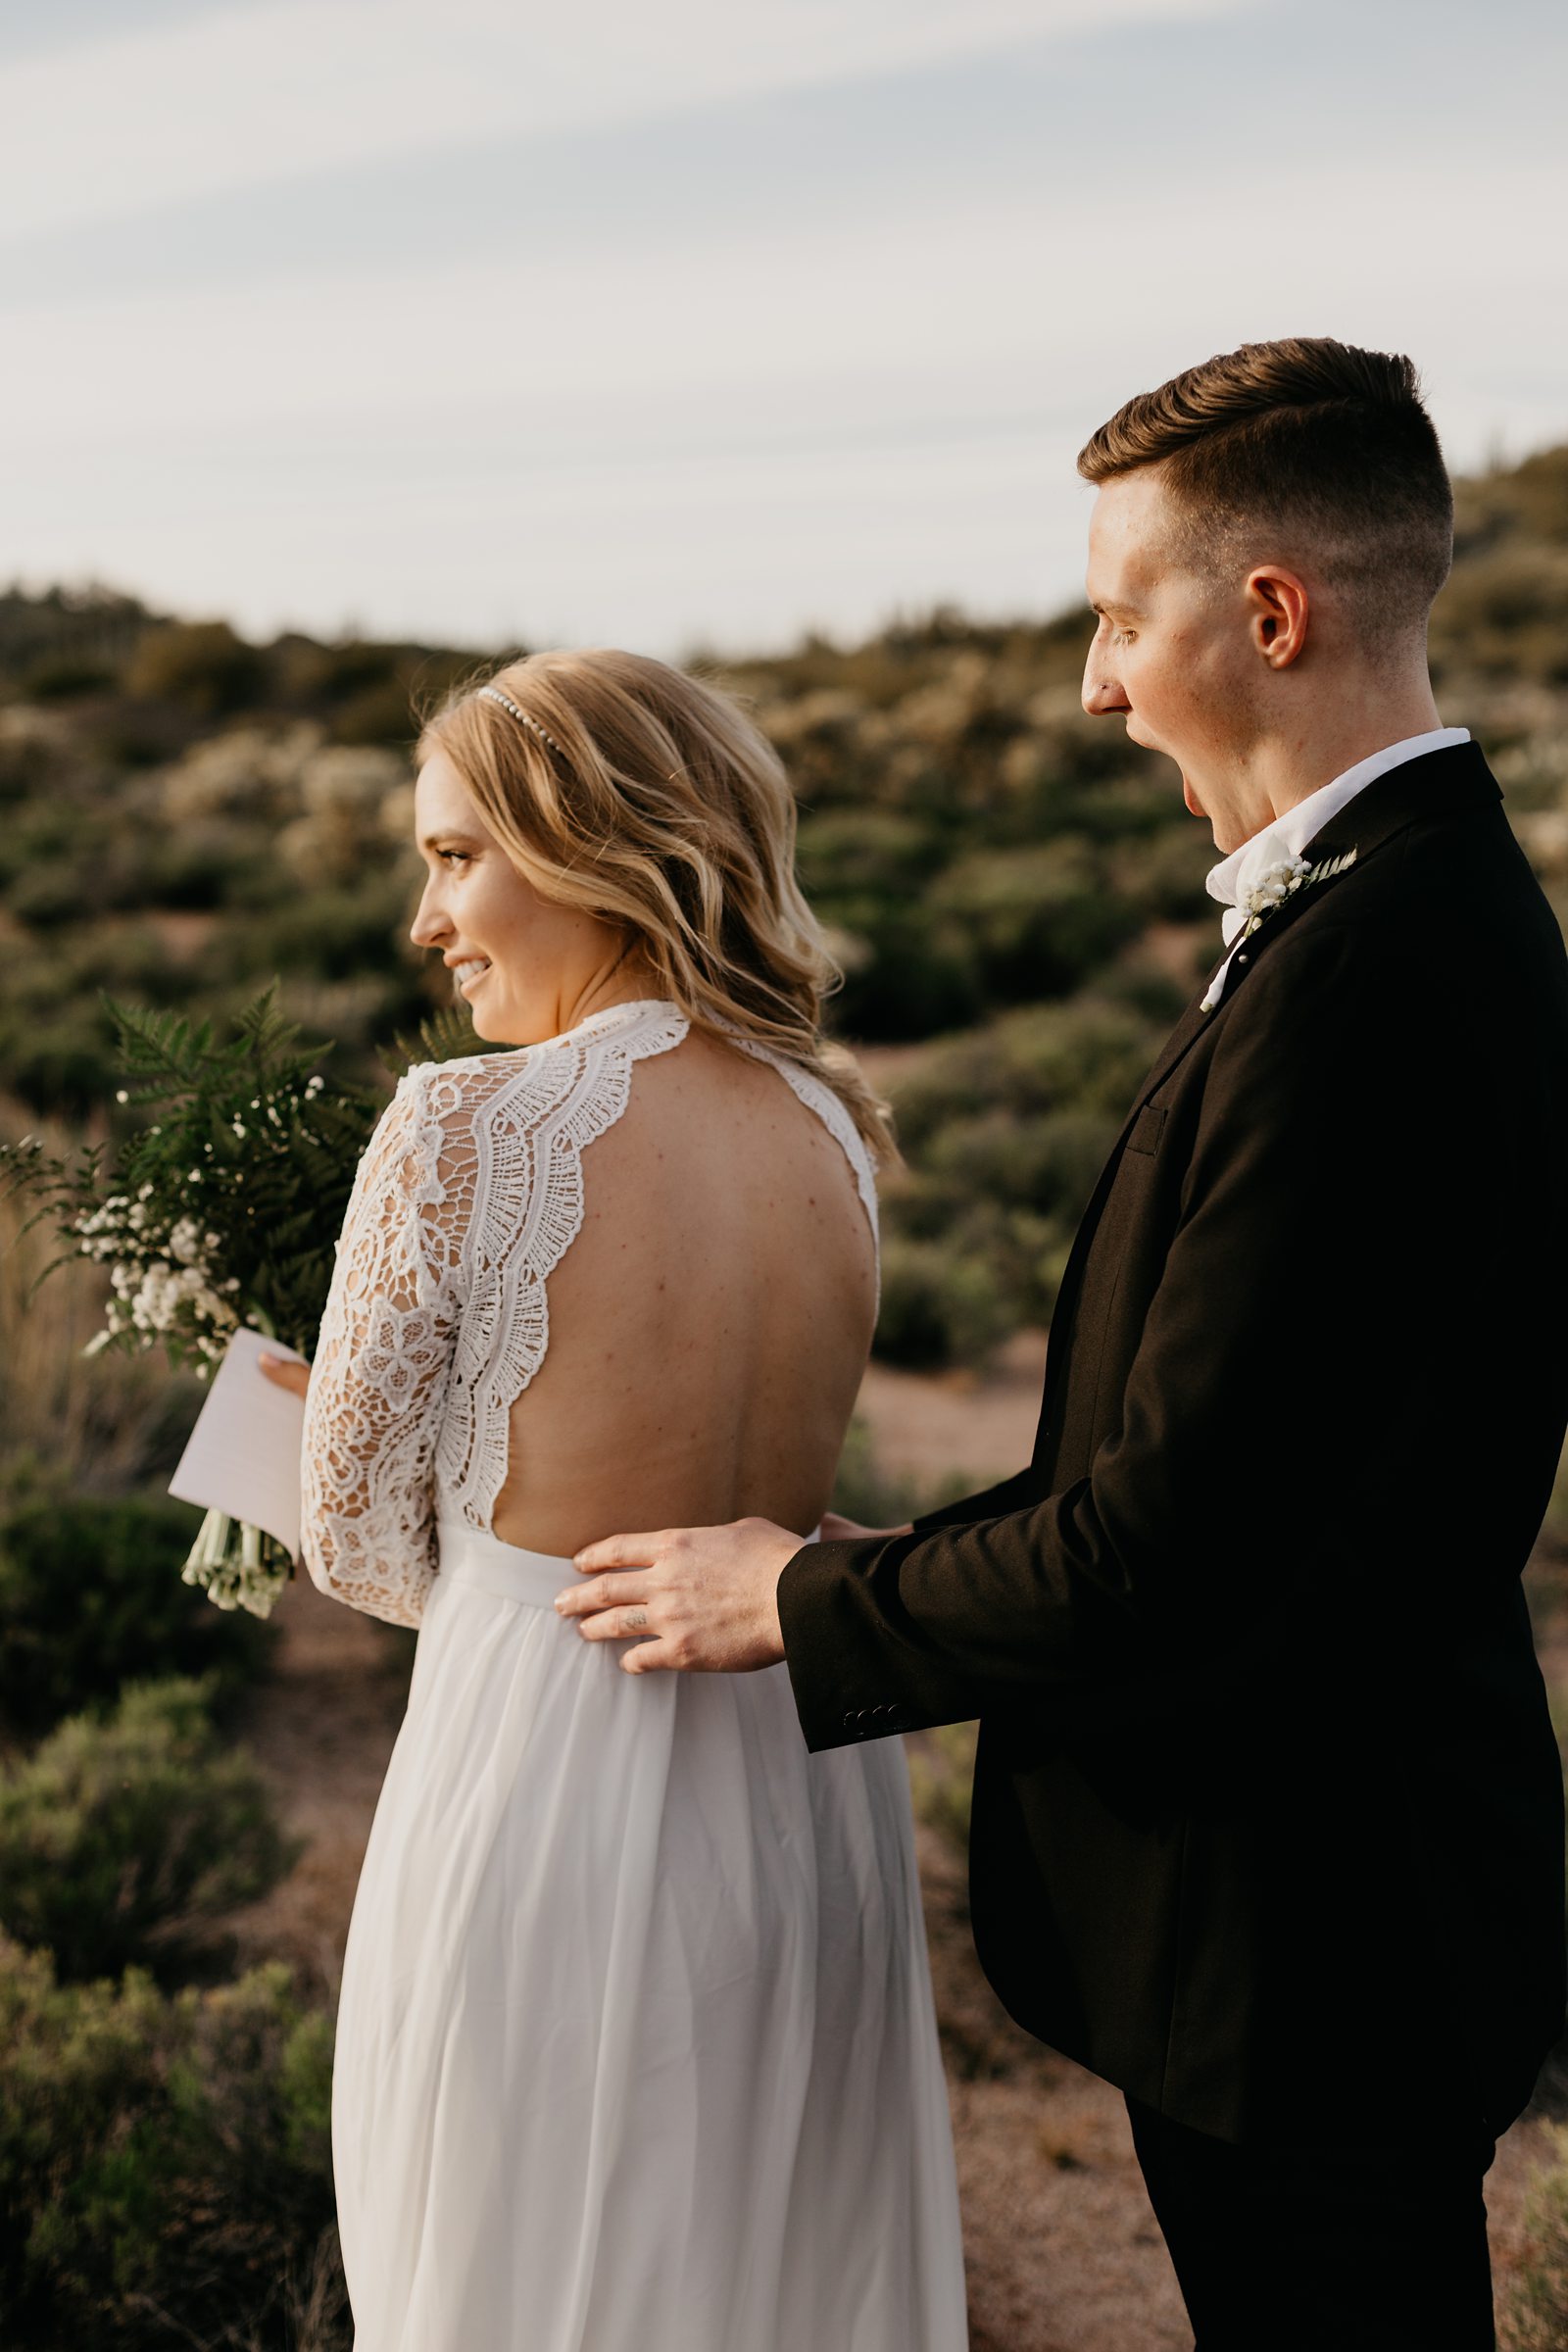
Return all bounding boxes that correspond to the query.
[1125,2093,1497,2351]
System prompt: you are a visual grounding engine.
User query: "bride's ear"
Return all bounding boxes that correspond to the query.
[1246,565,1310,669]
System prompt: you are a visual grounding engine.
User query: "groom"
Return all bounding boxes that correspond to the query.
[564,338,1568,2346]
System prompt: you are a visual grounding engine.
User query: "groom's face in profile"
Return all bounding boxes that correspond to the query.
[1082,466,1267,854]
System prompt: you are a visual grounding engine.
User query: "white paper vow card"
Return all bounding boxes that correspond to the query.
[169,1326,308,1558]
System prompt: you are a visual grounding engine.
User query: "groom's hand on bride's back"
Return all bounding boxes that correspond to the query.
[558,1518,810,1675]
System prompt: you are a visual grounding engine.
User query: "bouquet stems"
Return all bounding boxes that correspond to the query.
[180,1506,294,1619]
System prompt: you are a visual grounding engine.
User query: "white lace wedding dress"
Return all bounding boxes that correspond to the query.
[300,999,967,2352]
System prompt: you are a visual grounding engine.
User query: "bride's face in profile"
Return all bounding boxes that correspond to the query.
[410,750,633,1046]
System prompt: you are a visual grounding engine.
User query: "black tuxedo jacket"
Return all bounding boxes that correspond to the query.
[779,742,1568,2145]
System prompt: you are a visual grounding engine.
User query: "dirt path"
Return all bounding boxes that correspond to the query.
[226,1397,1564,2349]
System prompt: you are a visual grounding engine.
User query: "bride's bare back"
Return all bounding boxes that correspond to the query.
[298,998,877,1628]
[490,1025,876,1556]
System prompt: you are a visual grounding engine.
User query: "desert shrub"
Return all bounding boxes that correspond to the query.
[830,903,983,1040]
[136,825,246,910]
[0,1014,118,1117]
[921,1104,1117,1216]
[830,1417,926,1530]
[875,1235,1012,1370]
[930,838,1142,1001]
[0,1493,271,1738]
[894,996,1158,1140]
[0,1933,344,2352]
[0,1675,298,1983]
[1109,820,1217,924]
[327,677,419,746]
[796,808,944,898]
[1501,2127,1568,2351]
[17,654,117,703]
[123,621,263,718]
[0,800,77,892]
[1430,550,1568,684]
[237,871,416,984]
[906,1721,979,1852]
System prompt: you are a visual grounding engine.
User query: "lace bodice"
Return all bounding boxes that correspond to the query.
[300,999,880,1626]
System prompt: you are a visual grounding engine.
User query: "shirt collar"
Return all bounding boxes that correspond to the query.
[1205,727,1472,946]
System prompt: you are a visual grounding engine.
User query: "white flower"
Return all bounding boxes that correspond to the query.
[169,1216,204,1264]
[1242,856,1309,919]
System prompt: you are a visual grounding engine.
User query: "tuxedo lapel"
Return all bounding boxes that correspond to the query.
[1206,741,1501,1008]
[1029,742,1502,1468]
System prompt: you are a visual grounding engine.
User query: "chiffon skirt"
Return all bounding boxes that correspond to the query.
[331,1518,969,2351]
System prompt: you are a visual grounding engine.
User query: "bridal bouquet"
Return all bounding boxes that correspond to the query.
[0,989,465,1615]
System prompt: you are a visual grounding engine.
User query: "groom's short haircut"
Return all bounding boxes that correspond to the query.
[1077,338,1453,642]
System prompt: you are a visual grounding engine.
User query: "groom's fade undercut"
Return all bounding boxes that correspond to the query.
[1077,337,1454,643]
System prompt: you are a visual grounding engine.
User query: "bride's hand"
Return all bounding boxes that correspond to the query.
[258,1352,312,1399]
[818,1510,913,1543]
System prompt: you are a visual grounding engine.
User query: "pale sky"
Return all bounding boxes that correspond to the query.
[3,0,1565,655]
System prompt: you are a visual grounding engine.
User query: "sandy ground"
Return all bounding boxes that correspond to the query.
[226,1362,1566,2350]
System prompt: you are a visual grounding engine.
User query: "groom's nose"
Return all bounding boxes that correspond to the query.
[1082,649,1131,719]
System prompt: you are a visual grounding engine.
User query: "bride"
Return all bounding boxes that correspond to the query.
[263,649,968,2350]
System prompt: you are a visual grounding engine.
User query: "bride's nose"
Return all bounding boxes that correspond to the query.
[410,880,450,951]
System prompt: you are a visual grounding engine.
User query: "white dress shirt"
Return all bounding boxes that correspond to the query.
[1200,726,1471,1004]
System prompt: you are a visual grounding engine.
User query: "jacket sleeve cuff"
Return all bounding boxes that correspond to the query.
[775,1532,986,1752]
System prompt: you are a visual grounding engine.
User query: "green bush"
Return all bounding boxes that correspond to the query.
[0,1493,272,1739]
[875,1235,1012,1370]
[834,912,984,1040]
[0,1676,298,1983]
[830,1417,927,1529]
[892,996,1161,1152]
[906,1721,979,1852]
[0,1933,344,2352]
[922,1104,1117,1215]
[122,621,263,717]
[931,837,1143,1000]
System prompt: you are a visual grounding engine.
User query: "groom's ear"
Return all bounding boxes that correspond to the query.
[1245,565,1310,670]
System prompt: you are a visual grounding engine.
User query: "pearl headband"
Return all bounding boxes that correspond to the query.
[477,685,564,757]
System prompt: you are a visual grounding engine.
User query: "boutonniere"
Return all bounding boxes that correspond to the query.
[1200,846,1358,1012]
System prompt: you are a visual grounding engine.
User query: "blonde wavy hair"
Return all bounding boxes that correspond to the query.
[416,648,895,1165]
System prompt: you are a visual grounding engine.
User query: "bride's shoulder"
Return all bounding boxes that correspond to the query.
[394,1046,537,1113]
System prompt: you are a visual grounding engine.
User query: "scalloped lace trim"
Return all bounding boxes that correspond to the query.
[431,1003,691,1533]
